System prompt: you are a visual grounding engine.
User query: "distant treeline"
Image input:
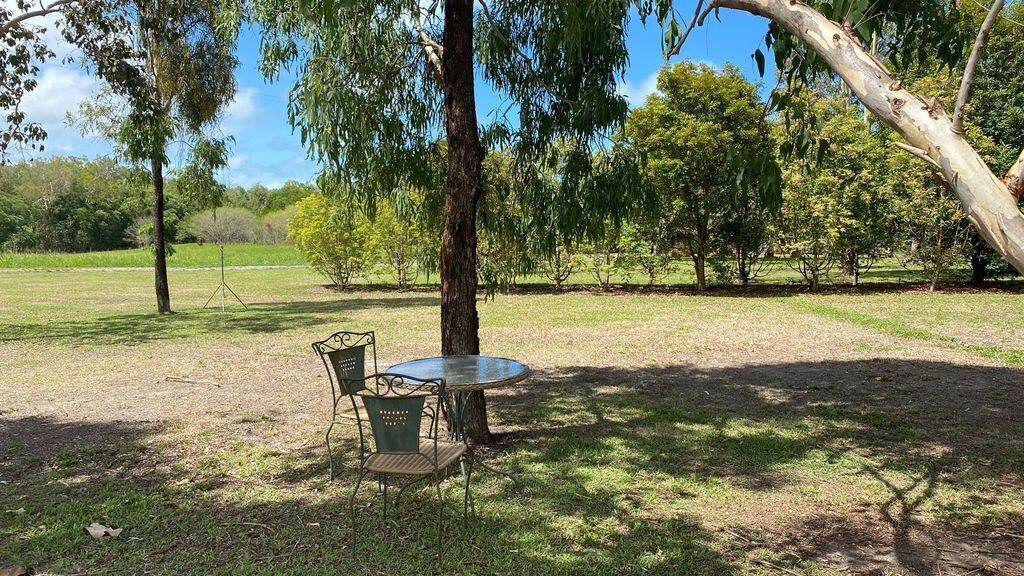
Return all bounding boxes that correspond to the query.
[0,157,315,253]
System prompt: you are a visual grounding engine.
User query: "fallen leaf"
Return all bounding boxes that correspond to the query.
[85,523,123,539]
[3,508,25,514]
[85,523,107,539]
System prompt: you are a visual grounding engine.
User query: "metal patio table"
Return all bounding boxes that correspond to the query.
[387,355,530,487]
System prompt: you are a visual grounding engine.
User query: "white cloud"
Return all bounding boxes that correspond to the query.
[221,153,316,189]
[20,66,99,125]
[618,60,724,108]
[220,87,267,134]
[17,65,104,154]
[618,69,661,108]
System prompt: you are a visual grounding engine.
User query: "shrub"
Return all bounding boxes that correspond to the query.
[543,245,585,288]
[183,207,259,244]
[289,194,373,287]
[259,206,296,244]
[368,201,434,289]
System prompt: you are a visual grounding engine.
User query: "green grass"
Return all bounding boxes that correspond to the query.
[1,245,951,288]
[0,243,306,268]
[792,292,1024,366]
[2,268,1023,574]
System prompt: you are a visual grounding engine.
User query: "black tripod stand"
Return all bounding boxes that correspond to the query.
[203,244,247,310]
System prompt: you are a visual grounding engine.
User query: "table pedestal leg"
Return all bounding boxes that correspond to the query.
[448,391,521,490]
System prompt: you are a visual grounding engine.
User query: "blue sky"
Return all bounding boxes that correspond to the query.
[18,3,770,189]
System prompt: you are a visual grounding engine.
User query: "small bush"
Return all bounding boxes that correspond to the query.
[183,208,259,244]
[259,206,296,244]
[289,194,373,287]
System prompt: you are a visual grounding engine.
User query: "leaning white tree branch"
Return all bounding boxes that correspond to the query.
[952,0,1004,134]
[0,0,78,36]
[691,0,1024,275]
[1006,149,1024,201]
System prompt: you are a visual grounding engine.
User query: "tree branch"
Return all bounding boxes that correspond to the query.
[476,0,574,104]
[410,4,443,81]
[893,141,942,171]
[1006,148,1024,201]
[952,0,1004,134]
[0,0,78,36]
[667,0,709,57]
[705,0,1024,275]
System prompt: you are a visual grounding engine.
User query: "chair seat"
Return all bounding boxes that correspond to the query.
[363,439,466,475]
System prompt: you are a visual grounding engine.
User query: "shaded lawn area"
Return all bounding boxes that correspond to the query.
[1,269,1024,575]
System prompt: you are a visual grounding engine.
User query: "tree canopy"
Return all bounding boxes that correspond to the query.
[624,62,778,290]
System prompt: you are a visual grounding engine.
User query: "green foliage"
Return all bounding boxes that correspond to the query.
[288,193,373,288]
[229,0,651,237]
[74,0,238,204]
[778,94,905,289]
[618,221,674,286]
[542,245,586,289]
[368,193,438,289]
[175,137,232,211]
[898,159,971,289]
[623,62,778,290]
[0,157,149,252]
[586,223,632,291]
[0,0,150,160]
[780,166,843,290]
[224,181,317,215]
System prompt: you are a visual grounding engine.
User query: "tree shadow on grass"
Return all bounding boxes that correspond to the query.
[0,297,440,345]
[1,414,744,575]
[3,357,1023,575]
[490,358,1024,574]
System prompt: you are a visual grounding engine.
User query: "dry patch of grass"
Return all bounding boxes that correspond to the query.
[2,270,1024,575]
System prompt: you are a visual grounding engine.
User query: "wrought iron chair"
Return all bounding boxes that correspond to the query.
[311,330,378,480]
[344,373,471,556]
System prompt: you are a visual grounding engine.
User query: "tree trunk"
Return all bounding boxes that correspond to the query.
[693,252,706,291]
[152,156,171,314]
[970,232,990,284]
[441,0,489,444]
[713,0,1024,275]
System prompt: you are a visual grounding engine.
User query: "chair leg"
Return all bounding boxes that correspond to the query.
[381,473,389,527]
[394,473,430,511]
[325,420,336,481]
[433,469,444,559]
[349,468,368,558]
[461,455,475,520]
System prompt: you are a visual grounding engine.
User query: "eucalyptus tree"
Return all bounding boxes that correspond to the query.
[228,0,649,443]
[0,0,150,160]
[77,0,237,313]
[663,0,1024,276]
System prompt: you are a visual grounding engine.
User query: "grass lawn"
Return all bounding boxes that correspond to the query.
[1,268,1023,575]
[0,244,965,288]
[0,243,307,269]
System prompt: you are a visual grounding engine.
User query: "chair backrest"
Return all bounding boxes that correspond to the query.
[312,331,377,396]
[350,373,445,455]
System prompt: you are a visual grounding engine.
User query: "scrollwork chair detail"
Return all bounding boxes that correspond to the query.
[311,330,377,480]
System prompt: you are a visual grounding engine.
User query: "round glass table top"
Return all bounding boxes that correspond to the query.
[386,355,531,392]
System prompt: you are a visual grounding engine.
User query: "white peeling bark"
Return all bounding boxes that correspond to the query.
[1007,149,1024,201]
[710,0,1024,274]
